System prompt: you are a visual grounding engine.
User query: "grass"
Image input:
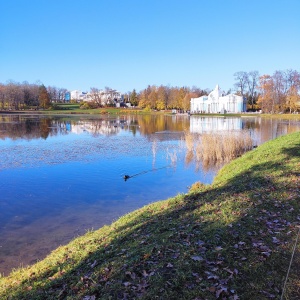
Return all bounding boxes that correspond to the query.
[23,105,166,116]
[1,132,300,299]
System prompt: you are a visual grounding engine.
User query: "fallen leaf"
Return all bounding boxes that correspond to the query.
[123,282,131,287]
[191,255,204,261]
[216,286,227,297]
[83,296,96,300]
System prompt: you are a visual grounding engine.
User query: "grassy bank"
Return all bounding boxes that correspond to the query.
[1,105,166,116]
[1,132,300,299]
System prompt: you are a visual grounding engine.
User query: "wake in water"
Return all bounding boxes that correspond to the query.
[123,165,171,181]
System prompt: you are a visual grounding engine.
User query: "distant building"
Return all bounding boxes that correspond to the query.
[190,85,247,114]
[65,92,71,102]
[70,90,91,102]
[70,89,123,105]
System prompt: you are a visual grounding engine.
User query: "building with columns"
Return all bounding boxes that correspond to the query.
[190,85,247,114]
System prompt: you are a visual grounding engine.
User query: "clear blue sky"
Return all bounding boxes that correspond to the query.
[1,0,299,93]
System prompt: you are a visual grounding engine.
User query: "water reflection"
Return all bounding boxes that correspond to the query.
[0,114,190,141]
[1,114,299,145]
[0,114,300,275]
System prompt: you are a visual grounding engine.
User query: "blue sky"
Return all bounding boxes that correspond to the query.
[1,0,299,93]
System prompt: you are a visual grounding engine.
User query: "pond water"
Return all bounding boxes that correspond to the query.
[1,113,300,275]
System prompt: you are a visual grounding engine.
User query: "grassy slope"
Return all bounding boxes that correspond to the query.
[0,132,300,299]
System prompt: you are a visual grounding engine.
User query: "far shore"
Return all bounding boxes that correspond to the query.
[1,108,300,120]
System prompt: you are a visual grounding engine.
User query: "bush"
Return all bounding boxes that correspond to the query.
[79,101,99,109]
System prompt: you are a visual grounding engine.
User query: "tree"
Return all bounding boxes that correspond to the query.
[90,87,103,106]
[0,83,6,109]
[130,89,138,106]
[272,70,286,112]
[285,86,299,113]
[38,85,51,109]
[247,71,259,110]
[156,85,168,110]
[47,86,58,103]
[234,71,248,97]
[191,86,207,97]
[58,88,68,102]
[138,86,151,108]
[257,75,274,113]
[5,81,24,110]
[183,92,197,111]
[23,82,39,107]
[285,69,300,91]
[148,88,157,109]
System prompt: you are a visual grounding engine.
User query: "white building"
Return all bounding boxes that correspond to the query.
[70,90,91,102]
[190,85,247,114]
[70,89,123,105]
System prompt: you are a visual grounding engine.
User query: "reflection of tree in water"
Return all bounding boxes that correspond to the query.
[0,115,60,140]
[40,118,51,139]
[25,118,35,133]
[137,114,190,135]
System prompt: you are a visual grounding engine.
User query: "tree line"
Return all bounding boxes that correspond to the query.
[127,86,209,111]
[1,68,299,113]
[233,69,300,113]
[0,81,68,110]
[127,69,299,112]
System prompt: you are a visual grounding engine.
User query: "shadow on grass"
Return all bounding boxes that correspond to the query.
[1,135,300,299]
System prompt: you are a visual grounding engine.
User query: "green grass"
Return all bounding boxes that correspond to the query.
[1,132,300,299]
[33,106,157,115]
[55,104,80,109]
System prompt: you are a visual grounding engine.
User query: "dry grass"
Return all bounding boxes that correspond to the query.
[185,130,253,170]
[166,148,178,166]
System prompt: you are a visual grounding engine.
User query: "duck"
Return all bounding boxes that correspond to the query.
[123,175,130,181]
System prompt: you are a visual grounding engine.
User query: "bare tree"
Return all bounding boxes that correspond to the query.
[272,70,286,112]
[0,83,6,109]
[58,88,68,102]
[22,81,39,107]
[5,81,24,110]
[90,87,103,106]
[285,69,300,90]
[247,71,259,110]
[47,86,59,103]
[234,71,248,97]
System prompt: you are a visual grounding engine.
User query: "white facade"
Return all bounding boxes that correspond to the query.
[70,90,91,102]
[190,85,247,114]
[70,89,123,105]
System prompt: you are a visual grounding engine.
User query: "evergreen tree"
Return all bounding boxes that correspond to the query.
[38,85,51,109]
[130,89,138,106]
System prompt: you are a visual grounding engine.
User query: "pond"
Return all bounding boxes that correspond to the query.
[1,113,300,275]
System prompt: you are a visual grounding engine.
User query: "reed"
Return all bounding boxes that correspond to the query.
[167,149,178,166]
[184,131,194,152]
[185,130,253,169]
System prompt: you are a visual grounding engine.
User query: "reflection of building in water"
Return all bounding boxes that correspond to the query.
[69,116,138,136]
[190,116,243,133]
[70,121,120,136]
[190,85,247,114]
